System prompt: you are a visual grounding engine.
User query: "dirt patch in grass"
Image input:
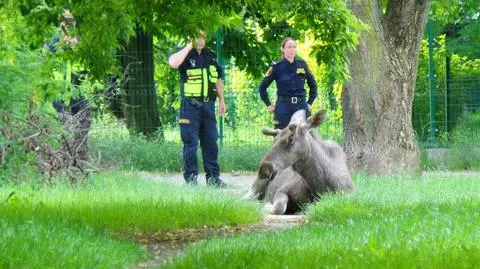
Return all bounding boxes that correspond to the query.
[129,224,268,267]
[122,215,306,268]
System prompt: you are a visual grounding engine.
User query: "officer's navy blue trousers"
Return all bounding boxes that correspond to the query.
[179,98,220,181]
[274,101,311,129]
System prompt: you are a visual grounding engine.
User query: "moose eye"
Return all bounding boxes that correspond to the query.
[278,135,294,149]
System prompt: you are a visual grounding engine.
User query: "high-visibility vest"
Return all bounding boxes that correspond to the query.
[181,48,221,98]
[184,68,205,97]
[183,66,219,98]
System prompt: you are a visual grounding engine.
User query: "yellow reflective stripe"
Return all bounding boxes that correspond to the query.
[185,68,203,96]
[209,66,218,77]
[209,66,218,83]
[203,68,208,97]
[184,67,218,97]
[187,69,202,76]
[184,80,202,96]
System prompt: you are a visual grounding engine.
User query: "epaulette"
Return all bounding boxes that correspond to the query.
[272,59,282,66]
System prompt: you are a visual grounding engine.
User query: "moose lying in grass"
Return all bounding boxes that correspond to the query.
[249,167,313,214]
[247,109,355,215]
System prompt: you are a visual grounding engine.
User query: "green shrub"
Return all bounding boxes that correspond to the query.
[446,113,480,170]
[450,113,480,147]
[0,5,65,183]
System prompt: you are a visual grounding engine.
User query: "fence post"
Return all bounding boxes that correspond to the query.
[216,28,224,146]
[427,19,436,146]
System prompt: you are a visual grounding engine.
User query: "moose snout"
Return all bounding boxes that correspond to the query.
[259,161,277,180]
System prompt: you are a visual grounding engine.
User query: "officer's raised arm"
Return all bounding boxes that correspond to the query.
[168,42,193,69]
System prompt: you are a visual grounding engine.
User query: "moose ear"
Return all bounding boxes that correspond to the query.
[287,124,298,145]
[262,128,280,137]
[307,109,327,128]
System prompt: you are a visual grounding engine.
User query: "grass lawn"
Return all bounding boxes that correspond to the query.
[162,172,480,269]
[0,171,263,268]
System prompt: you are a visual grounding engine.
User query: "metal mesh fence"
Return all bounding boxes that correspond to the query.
[88,23,479,149]
[413,23,480,147]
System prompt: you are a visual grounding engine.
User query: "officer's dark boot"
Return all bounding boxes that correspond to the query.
[206,176,226,187]
[185,174,198,185]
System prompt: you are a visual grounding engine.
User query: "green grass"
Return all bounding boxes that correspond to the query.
[0,171,263,268]
[0,171,262,231]
[443,146,480,171]
[89,125,269,172]
[0,220,149,269]
[162,172,480,269]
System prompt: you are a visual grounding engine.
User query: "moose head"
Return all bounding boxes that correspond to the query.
[259,109,327,181]
[259,109,354,195]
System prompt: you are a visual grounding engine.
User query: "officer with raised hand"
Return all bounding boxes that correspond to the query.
[169,30,227,186]
[259,37,318,129]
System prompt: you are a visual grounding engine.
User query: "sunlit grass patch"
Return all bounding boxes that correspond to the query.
[0,171,263,232]
[0,219,149,269]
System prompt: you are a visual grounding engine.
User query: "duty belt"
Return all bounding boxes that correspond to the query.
[184,96,212,108]
[277,96,305,104]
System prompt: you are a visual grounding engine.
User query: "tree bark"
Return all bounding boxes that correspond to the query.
[120,28,162,137]
[343,0,430,174]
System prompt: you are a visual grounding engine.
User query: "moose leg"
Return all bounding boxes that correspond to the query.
[245,177,269,200]
[266,192,289,215]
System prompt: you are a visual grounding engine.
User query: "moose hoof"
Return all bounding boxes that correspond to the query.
[265,202,287,215]
[265,203,275,214]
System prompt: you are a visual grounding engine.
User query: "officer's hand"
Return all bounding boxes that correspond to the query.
[308,104,312,111]
[219,100,227,117]
[267,104,275,113]
[70,37,79,45]
[185,40,193,50]
[65,36,79,46]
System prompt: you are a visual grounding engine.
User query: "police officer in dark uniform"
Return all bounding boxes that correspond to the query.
[169,31,227,186]
[259,37,318,129]
[47,9,92,162]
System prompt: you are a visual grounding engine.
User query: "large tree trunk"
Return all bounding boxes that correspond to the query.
[343,0,430,174]
[120,28,162,137]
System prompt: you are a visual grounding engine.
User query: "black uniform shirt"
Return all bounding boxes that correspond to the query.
[259,57,317,106]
